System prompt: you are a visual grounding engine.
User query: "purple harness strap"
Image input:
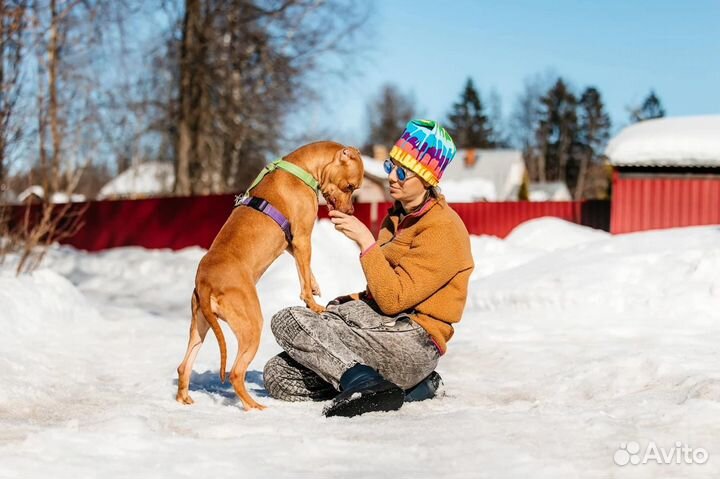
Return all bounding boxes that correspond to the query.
[235,196,293,243]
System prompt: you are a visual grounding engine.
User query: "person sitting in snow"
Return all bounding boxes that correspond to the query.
[264,119,475,417]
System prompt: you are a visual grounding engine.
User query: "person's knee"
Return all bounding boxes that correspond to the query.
[263,352,336,402]
[270,306,305,348]
[263,354,287,400]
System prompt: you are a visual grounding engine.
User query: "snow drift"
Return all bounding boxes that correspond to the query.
[1,218,720,478]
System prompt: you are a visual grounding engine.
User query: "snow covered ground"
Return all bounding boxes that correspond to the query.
[1,218,720,478]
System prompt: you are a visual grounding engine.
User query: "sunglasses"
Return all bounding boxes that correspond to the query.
[383,159,415,181]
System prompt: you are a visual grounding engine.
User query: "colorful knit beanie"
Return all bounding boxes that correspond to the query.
[389,119,457,186]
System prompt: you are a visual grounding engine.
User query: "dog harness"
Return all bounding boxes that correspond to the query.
[234,159,320,244]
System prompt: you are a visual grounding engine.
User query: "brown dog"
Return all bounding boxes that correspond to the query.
[176,141,364,410]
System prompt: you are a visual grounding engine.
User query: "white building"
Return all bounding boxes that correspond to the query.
[98,161,174,199]
[440,149,526,202]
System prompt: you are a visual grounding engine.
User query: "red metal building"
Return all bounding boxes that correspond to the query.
[606,115,720,234]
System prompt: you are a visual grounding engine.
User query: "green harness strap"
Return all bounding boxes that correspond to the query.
[246,158,320,196]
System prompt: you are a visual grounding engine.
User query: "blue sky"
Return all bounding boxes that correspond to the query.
[303,0,720,147]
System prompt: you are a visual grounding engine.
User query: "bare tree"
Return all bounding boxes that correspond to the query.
[364,83,415,153]
[1,1,139,274]
[0,0,27,196]
[32,0,138,197]
[511,71,555,182]
[487,88,509,148]
[172,0,371,195]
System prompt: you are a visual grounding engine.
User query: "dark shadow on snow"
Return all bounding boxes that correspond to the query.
[173,369,269,400]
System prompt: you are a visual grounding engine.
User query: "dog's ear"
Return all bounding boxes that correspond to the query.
[339,147,360,162]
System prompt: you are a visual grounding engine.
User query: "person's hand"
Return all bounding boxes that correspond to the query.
[328,210,375,251]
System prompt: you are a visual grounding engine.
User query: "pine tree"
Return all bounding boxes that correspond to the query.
[630,90,666,122]
[446,78,494,148]
[578,87,611,154]
[536,78,577,183]
[573,86,611,199]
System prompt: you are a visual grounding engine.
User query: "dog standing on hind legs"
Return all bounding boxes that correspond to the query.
[176,142,364,411]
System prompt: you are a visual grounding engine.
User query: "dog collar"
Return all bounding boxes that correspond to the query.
[245,158,319,196]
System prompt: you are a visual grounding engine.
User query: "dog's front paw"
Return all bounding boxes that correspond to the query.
[306,300,326,314]
[301,293,326,314]
[310,304,326,314]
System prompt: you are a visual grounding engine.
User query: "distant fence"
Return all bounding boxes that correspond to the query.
[6,196,610,252]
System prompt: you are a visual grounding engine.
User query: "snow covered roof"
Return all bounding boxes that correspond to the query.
[362,150,524,202]
[605,115,720,167]
[99,161,174,199]
[51,192,87,203]
[17,185,44,202]
[440,178,496,202]
[440,149,525,201]
[16,185,85,203]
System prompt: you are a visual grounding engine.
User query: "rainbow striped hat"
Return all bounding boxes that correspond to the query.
[389,119,456,186]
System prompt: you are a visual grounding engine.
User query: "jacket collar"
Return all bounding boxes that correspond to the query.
[388,193,443,231]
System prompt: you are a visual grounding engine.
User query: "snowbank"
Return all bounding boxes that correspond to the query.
[504,217,610,252]
[2,218,720,478]
[606,115,720,167]
[0,269,104,408]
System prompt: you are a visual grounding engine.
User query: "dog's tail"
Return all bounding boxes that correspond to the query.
[195,287,228,383]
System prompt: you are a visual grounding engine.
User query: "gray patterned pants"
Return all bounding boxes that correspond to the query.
[264,300,440,401]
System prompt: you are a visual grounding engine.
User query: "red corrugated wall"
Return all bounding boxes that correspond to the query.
[6,197,610,252]
[611,173,720,234]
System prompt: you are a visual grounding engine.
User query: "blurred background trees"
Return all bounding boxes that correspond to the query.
[172,0,369,195]
[0,1,669,203]
[445,78,495,150]
[363,83,415,155]
[1,0,370,199]
[511,75,618,199]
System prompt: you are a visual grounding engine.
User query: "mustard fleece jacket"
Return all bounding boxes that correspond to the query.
[357,195,474,353]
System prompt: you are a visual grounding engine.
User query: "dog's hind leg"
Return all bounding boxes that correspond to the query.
[176,289,210,405]
[220,287,266,411]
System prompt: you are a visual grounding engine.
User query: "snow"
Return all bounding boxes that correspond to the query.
[606,115,720,167]
[16,185,44,202]
[528,181,572,201]
[50,192,87,203]
[442,149,525,201]
[2,219,720,478]
[365,151,523,201]
[16,186,86,204]
[439,178,497,202]
[98,161,174,199]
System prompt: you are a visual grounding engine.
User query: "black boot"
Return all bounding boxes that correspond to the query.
[404,371,443,402]
[323,364,404,418]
